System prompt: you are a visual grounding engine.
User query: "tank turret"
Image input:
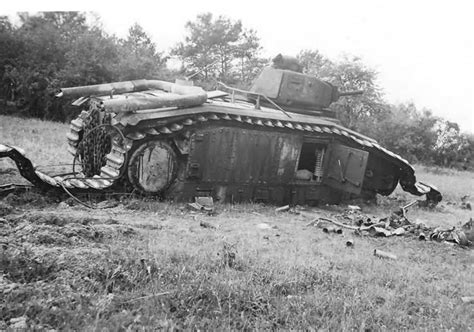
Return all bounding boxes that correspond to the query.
[250,54,362,114]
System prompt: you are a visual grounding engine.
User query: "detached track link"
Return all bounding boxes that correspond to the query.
[1,110,420,194]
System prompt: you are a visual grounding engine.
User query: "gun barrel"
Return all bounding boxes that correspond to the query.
[339,90,364,97]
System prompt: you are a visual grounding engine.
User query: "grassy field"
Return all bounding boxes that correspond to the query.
[1,115,473,330]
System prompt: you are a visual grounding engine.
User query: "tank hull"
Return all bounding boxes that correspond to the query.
[0,81,441,205]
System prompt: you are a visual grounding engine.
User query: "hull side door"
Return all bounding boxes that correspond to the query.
[323,143,369,195]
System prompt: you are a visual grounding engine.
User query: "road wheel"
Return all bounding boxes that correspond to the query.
[127,140,178,195]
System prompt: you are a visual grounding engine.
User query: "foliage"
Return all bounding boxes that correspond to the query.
[114,23,167,81]
[0,13,167,121]
[432,120,471,167]
[298,50,387,131]
[173,13,265,87]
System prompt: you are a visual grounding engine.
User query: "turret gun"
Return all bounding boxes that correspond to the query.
[250,54,364,115]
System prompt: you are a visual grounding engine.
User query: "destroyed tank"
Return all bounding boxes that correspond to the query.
[0,55,441,205]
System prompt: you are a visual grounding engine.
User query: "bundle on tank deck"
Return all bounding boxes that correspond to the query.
[0,54,441,206]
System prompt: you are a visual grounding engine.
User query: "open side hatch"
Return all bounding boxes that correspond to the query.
[323,143,368,195]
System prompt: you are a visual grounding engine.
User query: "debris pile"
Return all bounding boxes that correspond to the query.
[290,204,473,247]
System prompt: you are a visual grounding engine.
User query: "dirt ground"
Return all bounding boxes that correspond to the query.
[1,187,473,330]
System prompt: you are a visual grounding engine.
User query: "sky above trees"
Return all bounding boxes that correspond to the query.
[3,0,471,133]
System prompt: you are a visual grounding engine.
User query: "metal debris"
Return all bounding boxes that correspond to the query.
[322,226,343,234]
[374,249,397,260]
[0,183,33,196]
[400,200,419,217]
[199,220,216,229]
[275,205,290,212]
[430,227,469,246]
[461,296,474,304]
[256,223,272,230]
[461,195,471,210]
[347,205,361,211]
[188,197,214,212]
[302,205,472,247]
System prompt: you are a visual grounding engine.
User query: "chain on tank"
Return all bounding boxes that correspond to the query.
[80,103,112,177]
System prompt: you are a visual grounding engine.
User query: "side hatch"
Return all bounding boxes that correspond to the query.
[323,143,369,195]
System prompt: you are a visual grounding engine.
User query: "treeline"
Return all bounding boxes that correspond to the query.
[0,12,169,121]
[0,12,472,169]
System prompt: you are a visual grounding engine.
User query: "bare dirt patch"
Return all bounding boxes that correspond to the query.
[1,192,472,330]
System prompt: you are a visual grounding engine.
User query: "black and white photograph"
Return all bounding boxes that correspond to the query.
[1,0,473,330]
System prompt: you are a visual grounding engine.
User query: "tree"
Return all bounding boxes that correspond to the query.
[298,50,386,132]
[297,49,332,78]
[114,23,167,80]
[174,13,265,85]
[232,28,263,85]
[372,103,439,163]
[58,29,118,86]
[8,12,91,118]
[432,120,470,167]
[0,16,25,102]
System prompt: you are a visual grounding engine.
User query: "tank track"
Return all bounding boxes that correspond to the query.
[1,108,439,201]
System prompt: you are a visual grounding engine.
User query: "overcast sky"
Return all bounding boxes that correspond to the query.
[3,0,474,133]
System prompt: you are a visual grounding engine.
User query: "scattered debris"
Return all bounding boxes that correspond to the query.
[322,226,342,234]
[302,205,472,247]
[462,218,474,243]
[430,227,469,246]
[400,200,419,217]
[374,249,397,260]
[461,202,472,210]
[392,227,406,236]
[463,218,473,231]
[461,296,474,304]
[275,205,290,212]
[257,223,272,230]
[319,217,358,230]
[0,183,33,197]
[188,197,214,213]
[57,201,69,209]
[195,196,214,209]
[9,316,27,329]
[347,205,361,211]
[368,226,393,237]
[461,195,472,210]
[199,220,216,229]
[305,219,320,227]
